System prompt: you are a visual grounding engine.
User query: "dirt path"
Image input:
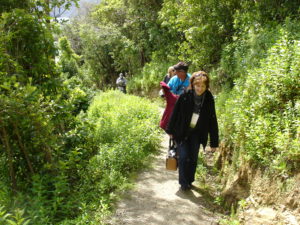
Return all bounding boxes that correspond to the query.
[106,133,222,225]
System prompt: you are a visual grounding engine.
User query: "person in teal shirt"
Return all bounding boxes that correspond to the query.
[167,62,190,95]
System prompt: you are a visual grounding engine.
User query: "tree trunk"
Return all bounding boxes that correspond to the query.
[140,48,145,67]
[0,127,17,193]
[13,123,35,174]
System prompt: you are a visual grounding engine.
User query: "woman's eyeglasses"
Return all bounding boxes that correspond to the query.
[195,73,206,77]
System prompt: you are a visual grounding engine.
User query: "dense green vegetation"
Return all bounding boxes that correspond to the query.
[1,0,299,223]
[0,89,160,224]
[0,1,160,224]
[218,24,300,173]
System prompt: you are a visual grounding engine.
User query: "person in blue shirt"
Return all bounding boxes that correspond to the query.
[167,62,190,95]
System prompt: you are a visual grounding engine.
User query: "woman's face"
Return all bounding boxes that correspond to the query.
[176,70,186,81]
[194,82,206,96]
[168,68,175,77]
[171,69,175,76]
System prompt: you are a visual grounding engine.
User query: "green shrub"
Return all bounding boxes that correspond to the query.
[127,61,173,95]
[218,15,300,87]
[59,90,161,223]
[217,23,300,174]
[0,89,161,224]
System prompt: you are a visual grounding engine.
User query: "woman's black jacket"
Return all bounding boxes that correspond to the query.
[166,89,219,148]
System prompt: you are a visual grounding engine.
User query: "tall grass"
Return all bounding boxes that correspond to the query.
[0,91,161,224]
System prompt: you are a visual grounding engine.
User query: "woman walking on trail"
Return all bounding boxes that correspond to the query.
[159,66,176,98]
[163,66,176,84]
[166,71,219,191]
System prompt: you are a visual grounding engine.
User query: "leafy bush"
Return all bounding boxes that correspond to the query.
[218,13,300,88]
[159,0,242,69]
[127,61,172,95]
[59,90,161,223]
[216,22,300,174]
[0,90,161,224]
[0,8,57,87]
[0,205,30,225]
